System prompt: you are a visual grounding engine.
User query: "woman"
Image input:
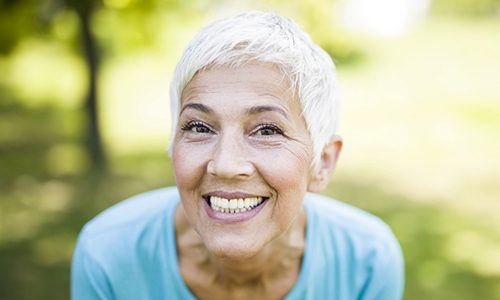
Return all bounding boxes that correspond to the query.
[72,11,404,300]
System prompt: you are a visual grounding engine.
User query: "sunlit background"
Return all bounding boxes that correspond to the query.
[1,0,499,299]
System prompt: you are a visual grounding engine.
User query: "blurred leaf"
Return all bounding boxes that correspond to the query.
[431,0,500,16]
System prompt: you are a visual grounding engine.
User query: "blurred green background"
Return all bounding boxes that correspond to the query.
[1,0,499,299]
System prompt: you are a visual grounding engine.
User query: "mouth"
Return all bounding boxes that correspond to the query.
[203,195,269,214]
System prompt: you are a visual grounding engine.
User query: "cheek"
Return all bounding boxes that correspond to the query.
[172,143,207,189]
[254,147,310,231]
[254,145,312,191]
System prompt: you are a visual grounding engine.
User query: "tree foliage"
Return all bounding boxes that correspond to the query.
[432,0,500,16]
[0,0,205,169]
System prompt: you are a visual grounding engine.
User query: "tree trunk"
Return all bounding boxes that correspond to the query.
[79,10,106,169]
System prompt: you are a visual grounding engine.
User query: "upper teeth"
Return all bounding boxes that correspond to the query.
[210,196,264,214]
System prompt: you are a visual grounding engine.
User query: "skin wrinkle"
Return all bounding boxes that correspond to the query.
[180,102,213,115]
[266,138,311,220]
[168,13,340,171]
[161,13,346,299]
[177,217,303,294]
[172,62,337,300]
[246,105,290,120]
[180,103,292,134]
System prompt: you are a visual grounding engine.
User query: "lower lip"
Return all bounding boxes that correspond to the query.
[203,198,268,223]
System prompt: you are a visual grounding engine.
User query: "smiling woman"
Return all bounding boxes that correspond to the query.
[71,11,404,300]
[173,64,314,262]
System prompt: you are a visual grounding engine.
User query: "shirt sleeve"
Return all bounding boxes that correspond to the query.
[71,232,114,300]
[358,235,405,300]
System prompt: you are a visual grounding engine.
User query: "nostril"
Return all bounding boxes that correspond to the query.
[206,160,216,175]
[206,157,255,179]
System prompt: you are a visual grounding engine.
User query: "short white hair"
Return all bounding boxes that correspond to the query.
[168,11,340,171]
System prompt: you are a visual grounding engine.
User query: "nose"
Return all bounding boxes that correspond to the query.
[207,132,255,179]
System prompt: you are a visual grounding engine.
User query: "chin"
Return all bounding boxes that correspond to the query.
[203,235,268,261]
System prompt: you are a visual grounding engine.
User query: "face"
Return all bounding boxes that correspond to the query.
[172,63,316,259]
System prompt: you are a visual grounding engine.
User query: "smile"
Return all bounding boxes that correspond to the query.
[208,196,266,214]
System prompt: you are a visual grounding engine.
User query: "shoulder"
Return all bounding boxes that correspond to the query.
[72,187,182,299]
[82,187,179,237]
[305,192,398,250]
[76,187,180,261]
[303,193,404,299]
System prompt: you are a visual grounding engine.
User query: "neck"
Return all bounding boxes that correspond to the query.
[174,204,306,289]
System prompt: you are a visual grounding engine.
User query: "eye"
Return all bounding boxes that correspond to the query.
[181,121,213,134]
[253,124,284,136]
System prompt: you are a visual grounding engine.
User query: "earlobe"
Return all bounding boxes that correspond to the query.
[307,135,342,192]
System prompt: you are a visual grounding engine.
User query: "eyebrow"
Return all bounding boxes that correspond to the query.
[180,102,290,119]
[246,105,290,119]
[180,102,213,115]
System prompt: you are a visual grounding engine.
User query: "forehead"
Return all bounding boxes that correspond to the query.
[181,63,300,114]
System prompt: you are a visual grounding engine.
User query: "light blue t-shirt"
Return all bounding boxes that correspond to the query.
[71,187,404,299]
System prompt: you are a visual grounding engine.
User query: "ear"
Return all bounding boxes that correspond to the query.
[307,135,343,192]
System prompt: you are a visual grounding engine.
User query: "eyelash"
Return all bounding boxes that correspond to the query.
[253,123,284,136]
[180,121,284,136]
[180,121,213,133]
